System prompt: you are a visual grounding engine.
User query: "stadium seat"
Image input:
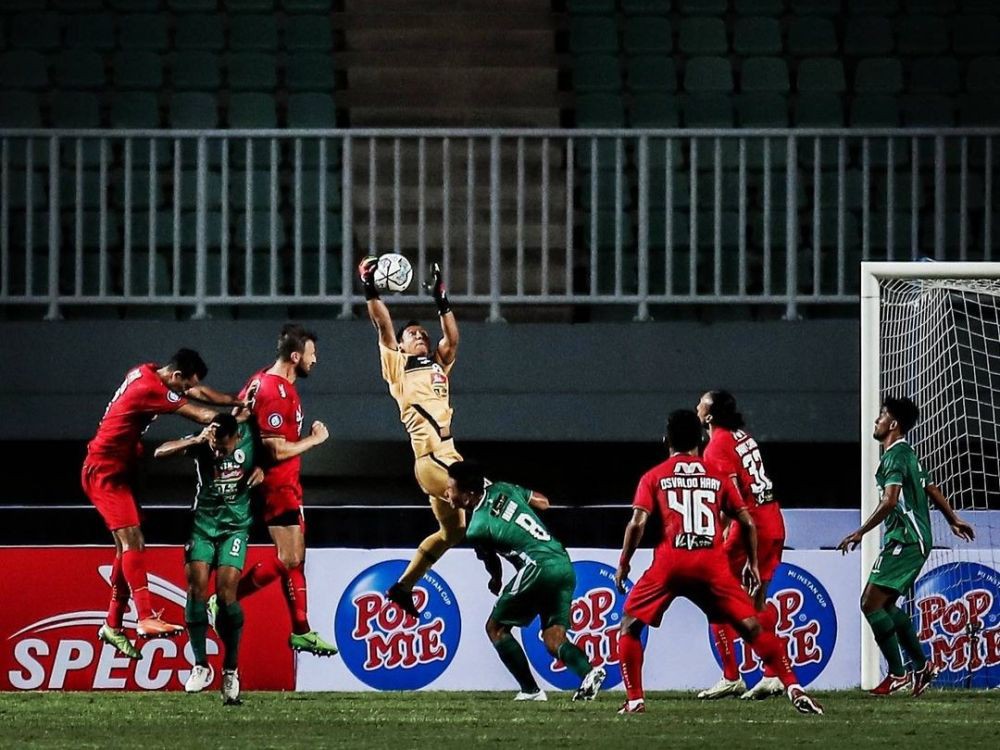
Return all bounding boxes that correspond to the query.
[896,16,949,56]
[60,169,105,210]
[962,0,997,12]
[233,0,277,10]
[851,95,901,125]
[959,93,1000,124]
[967,57,1000,91]
[696,210,741,249]
[170,92,219,128]
[787,18,837,56]
[0,51,48,90]
[167,0,217,11]
[794,93,844,126]
[174,14,225,51]
[113,169,162,210]
[791,0,841,15]
[867,212,912,252]
[844,18,894,57]
[230,170,274,211]
[230,15,279,51]
[575,92,626,126]
[679,18,727,56]
[624,16,673,54]
[622,1,672,16]
[126,251,172,297]
[53,0,105,9]
[574,55,621,92]
[626,55,676,92]
[286,93,337,126]
[172,51,222,90]
[819,169,865,209]
[901,95,956,125]
[952,15,1000,56]
[81,211,122,250]
[179,248,227,298]
[109,0,158,9]
[5,168,46,209]
[909,57,961,93]
[848,0,899,13]
[66,14,115,50]
[648,170,691,209]
[298,171,343,210]
[283,0,333,11]
[178,170,223,210]
[630,93,680,126]
[797,58,846,92]
[9,13,61,50]
[569,18,618,54]
[579,171,634,213]
[684,57,732,92]
[682,94,734,126]
[733,18,782,56]
[286,53,337,92]
[114,51,164,90]
[737,93,789,126]
[679,0,726,14]
[907,0,955,11]
[741,57,789,93]
[647,211,690,253]
[51,91,101,127]
[111,92,162,128]
[735,0,783,16]
[569,0,616,13]
[228,93,278,128]
[54,50,105,89]
[855,58,903,94]
[947,173,986,211]
[235,213,288,252]
[227,53,278,91]
[118,14,169,51]
[285,15,333,51]
[876,172,925,211]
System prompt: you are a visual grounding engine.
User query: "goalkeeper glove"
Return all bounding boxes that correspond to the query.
[358,255,379,301]
[425,262,450,315]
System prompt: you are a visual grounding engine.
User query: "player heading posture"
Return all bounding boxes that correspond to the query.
[360,258,465,618]
[155,413,262,705]
[838,396,975,696]
[83,349,239,659]
[614,410,823,716]
[230,323,337,656]
[444,461,607,702]
[696,390,788,701]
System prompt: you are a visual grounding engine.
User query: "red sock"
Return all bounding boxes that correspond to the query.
[237,555,285,600]
[282,565,310,635]
[757,605,779,678]
[121,550,152,620]
[747,629,796,689]
[106,555,131,629]
[711,623,740,681]
[618,630,645,702]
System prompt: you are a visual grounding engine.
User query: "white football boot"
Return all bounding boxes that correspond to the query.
[184,664,214,693]
[696,676,746,700]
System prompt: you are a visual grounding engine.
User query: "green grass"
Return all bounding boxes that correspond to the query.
[1,691,999,749]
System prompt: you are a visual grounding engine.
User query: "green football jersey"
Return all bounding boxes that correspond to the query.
[465,481,569,569]
[876,439,933,554]
[191,422,255,535]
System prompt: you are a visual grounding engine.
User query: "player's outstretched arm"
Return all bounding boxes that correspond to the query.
[175,402,221,425]
[359,256,397,349]
[837,484,900,553]
[527,491,550,511]
[262,420,329,461]
[153,425,214,459]
[186,384,243,407]
[426,263,459,366]
[927,484,976,542]
[615,508,649,593]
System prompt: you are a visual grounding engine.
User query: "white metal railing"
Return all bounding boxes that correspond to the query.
[1,128,997,321]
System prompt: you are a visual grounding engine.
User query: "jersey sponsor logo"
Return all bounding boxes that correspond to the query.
[914,562,1000,688]
[234,448,246,464]
[334,559,461,690]
[708,562,837,687]
[521,560,646,690]
[166,390,181,403]
[267,413,284,429]
[278,383,286,399]
[674,461,705,476]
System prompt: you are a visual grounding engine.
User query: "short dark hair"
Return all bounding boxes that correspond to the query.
[447,461,485,494]
[706,389,745,430]
[396,320,423,343]
[167,348,208,380]
[666,409,704,453]
[883,395,919,434]
[277,323,318,361]
[211,412,239,440]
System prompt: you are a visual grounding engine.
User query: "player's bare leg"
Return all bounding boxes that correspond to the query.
[97,535,143,660]
[485,617,545,700]
[734,616,824,715]
[112,525,184,639]
[215,565,244,705]
[184,561,214,693]
[616,615,646,714]
[390,496,466,618]
[862,583,918,695]
[739,580,785,701]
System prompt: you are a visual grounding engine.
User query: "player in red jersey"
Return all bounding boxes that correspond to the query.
[227,323,337,656]
[83,349,239,659]
[613,409,823,716]
[695,390,789,701]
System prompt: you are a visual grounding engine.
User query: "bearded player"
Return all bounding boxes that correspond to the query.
[696,389,788,701]
[359,257,464,618]
[614,409,823,716]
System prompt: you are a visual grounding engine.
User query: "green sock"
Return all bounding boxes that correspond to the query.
[494,635,539,693]
[215,601,245,671]
[865,609,906,677]
[184,598,208,666]
[887,605,927,671]
[557,641,594,680]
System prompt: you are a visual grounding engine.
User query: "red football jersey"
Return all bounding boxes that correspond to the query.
[633,454,745,554]
[703,428,780,513]
[240,369,304,492]
[86,363,188,467]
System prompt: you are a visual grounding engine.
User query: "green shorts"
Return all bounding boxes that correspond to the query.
[492,560,576,630]
[868,541,929,594]
[185,527,249,571]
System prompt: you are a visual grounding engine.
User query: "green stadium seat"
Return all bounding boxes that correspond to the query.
[574,54,621,92]
[286,93,337,126]
[178,212,226,252]
[738,93,789,126]
[585,210,634,251]
[118,14,169,51]
[170,92,219,127]
[232,0,277,10]
[178,170,223,210]
[111,92,161,128]
[627,55,676,92]
[855,58,903,93]
[967,57,1000,91]
[283,0,332,11]
[920,213,968,258]
[174,14,225,51]
[172,51,222,90]
[179,248,227,298]
[5,168,46,209]
[817,211,860,252]
[908,0,955,11]
[126,251,172,297]
[959,94,1000,124]
[622,1,672,16]
[901,95,956,125]
[787,18,837,56]
[696,172,744,209]
[114,51,164,90]
[867,212,912,252]
[53,0,105,9]
[845,18,894,57]
[51,91,101,127]
[624,17,673,54]
[735,0,783,15]
[962,0,996,12]
[9,13,61,50]
[733,18,782,56]
[230,15,279,51]
[110,0,158,9]
[647,211,690,251]
[851,95,901,125]
[848,0,899,13]
[896,16,949,56]
[819,169,865,209]
[569,0,616,13]
[286,52,336,91]
[952,15,1000,56]
[66,14,115,50]
[910,57,961,93]
[876,173,924,210]
[54,50,105,89]
[648,170,690,209]
[81,211,122,250]
[230,170,274,210]
[168,0,217,11]
[682,94,734,126]
[630,93,680,126]
[132,211,176,250]
[228,93,277,127]
[679,18,727,56]
[569,18,618,54]
[741,57,789,92]
[60,169,105,209]
[284,15,333,51]
[235,213,288,252]
[113,169,162,210]
[298,213,344,255]
[575,92,626,125]
[946,173,985,211]
[298,172,342,211]
[794,93,843,126]
[695,210,741,249]
[0,51,48,90]
[684,56,732,92]
[797,58,845,92]
[679,0,726,13]
[792,0,842,15]
[227,53,278,91]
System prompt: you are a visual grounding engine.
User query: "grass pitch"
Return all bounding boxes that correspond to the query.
[1,690,998,749]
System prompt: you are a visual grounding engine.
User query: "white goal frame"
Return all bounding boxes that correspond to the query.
[860,261,1000,689]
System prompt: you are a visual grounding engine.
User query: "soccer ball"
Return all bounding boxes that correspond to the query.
[373,253,413,294]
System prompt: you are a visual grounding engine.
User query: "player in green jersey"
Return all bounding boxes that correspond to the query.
[838,396,975,696]
[155,412,262,705]
[444,461,607,702]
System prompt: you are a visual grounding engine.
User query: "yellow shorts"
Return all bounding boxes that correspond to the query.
[414,441,463,500]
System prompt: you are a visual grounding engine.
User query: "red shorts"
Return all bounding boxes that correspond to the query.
[260,483,303,525]
[724,519,785,581]
[81,458,140,531]
[624,551,757,628]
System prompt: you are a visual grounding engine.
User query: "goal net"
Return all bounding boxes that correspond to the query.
[861,262,1000,690]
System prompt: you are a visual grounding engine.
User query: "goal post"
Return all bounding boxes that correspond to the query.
[860,261,1000,689]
